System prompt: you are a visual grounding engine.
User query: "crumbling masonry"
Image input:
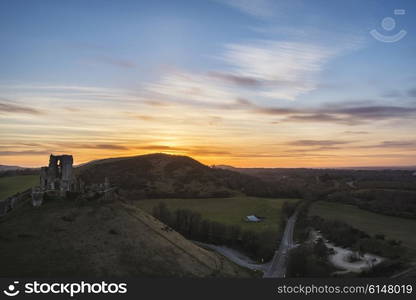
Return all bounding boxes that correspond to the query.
[30,154,115,207]
[31,154,76,206]
[41,154,75,193]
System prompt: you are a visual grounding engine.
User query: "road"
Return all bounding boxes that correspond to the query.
[263,212,297,278]
[193,241,269,272]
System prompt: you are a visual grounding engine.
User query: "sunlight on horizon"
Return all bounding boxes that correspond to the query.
[1,0,415,168]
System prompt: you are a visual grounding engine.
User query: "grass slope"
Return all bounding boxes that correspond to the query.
[136,196,300,233]
[309,201,416,252]
[0,175,39,200]
[0,199,252,277]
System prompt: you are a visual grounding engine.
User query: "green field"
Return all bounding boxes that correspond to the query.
[136,196,300,233]
[0,175,39,200]
[309,201,416,252]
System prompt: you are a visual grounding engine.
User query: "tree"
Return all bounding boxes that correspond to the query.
[287,246,308,277]
[152,202,172,226]
[228,225,242,245]
[313,238,328,259]
[256,230,277,261]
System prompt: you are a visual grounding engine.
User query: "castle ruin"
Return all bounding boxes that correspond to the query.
[30,154,115,207]
[40,154,75,193]
[31,154,76,206]
[0,154,116,216]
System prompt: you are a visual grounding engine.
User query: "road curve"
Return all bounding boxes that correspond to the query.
[193,241,269,271]
[263,212,297,278]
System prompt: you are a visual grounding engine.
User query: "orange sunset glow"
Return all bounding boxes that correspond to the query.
[1,1,415,168]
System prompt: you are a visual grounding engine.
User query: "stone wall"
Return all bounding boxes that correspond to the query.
[0,189,32,217]
[31,187,44,207]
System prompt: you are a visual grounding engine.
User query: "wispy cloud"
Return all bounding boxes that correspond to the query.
[63,107,81,112]
[381,88,416,99]
[0,99,44,115]
[216,0,277,18]
[145,71,236,105]
[0,150,50,156]
[343,131,369,135]
[287,140,352,147]
[208,71,261,87]
[360,140,416,149]
[240,99,416,125]
[136,93,416,126]
[82,144,129,150]
[381,90,402,98]
[279,104,416,125]
[54,143,129,151]
[145,38,344,104]
[283,113,352,124]
[142,100,172,107]
[215,0,304,20]
[221,41,336,100]
[133,115,156,121]
[135,145,187,151]
[219,98,416,125]
[408,88,416,98]
[327,105,416,120]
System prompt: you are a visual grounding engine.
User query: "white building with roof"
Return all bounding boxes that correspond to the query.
[245,215,262,222]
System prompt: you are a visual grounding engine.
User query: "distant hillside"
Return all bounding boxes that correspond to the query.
[213,164,239,171]
[0,165,39,177]
[0,199,251,277]
[0,165,24,171]
[213,165,416,186]
[339,166,416,171]
[215,165,416,171]
[76,153,285,198]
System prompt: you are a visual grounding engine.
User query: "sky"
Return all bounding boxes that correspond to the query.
[0,0,415,168]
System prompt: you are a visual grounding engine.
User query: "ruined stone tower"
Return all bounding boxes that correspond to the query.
[31,154,115,207]
[39,154,74,193]
[32,154,75,206]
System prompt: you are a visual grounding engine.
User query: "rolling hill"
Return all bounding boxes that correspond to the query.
[75,153,276,199]
[0,198,252,277]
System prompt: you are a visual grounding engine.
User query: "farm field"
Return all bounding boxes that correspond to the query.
[136,196,300,233]
[309,201,416,252]
[0,175,39,200]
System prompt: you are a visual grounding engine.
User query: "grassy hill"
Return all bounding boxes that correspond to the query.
[309,201,416,254]
[0,175,39,200]
[76,153,275,199]
[0,198,252,277]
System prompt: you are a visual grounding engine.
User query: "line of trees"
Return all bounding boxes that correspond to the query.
[152,202,279,261]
